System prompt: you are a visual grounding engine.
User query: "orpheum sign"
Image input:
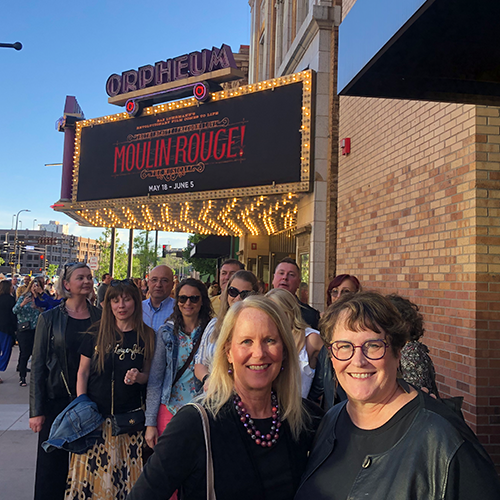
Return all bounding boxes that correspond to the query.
[106,44,236,98]
[73,71,313,203]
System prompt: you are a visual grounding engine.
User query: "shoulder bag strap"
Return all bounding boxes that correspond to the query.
[172,331,203,387]
[188,403,216,500]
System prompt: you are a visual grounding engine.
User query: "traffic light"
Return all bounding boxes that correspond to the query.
[162,245,167,258]
[40,255,44,260]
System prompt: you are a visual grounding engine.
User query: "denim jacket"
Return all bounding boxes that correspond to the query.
[145,321,203,427]
[42,394,104,454]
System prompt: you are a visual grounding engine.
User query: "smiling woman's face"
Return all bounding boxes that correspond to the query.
[330,313,400,405]
[226,308,283,398]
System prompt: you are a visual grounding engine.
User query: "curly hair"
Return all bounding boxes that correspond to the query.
[386,294,425,342]
[169,278,213,337]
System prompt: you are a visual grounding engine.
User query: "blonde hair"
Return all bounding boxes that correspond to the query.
[211,270,259,344]
[266,288,309,354]
[56,262,91,299]
[203,295,305,440]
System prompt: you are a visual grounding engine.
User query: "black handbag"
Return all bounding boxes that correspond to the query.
[17,321,31,333]
[110,408,145,436]
[110,344,145,436]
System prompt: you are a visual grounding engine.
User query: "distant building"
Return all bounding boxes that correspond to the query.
[0,228,100,275]
[38,220,69,235]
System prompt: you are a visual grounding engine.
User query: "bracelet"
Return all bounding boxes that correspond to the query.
[201,374,209,385]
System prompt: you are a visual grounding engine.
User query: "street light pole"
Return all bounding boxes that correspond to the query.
[33,219,37,230]
[13,209,30,275]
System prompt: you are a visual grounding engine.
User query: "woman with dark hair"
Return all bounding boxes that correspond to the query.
[13,279,41,386]
[295,292,500,500]
[194,270,258,388]
[326,274,362,307]
[387,294,439,397]
[65,279,155,499]
[145,278,213,450]
[29,262,101,500]
[0,280,17,383]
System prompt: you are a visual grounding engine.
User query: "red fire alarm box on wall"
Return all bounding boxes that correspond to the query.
[341,138,351,155]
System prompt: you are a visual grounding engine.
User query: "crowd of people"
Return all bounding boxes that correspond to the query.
[0,257,496,499]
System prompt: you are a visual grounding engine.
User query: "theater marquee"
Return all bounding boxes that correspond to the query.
[72,70,313,205]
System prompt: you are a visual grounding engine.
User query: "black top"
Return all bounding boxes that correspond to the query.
[312,397,419,500]
[79,329,145,416]
[96,283,108,308]
[0,293,17,337]
[298,299,320,330]
[128,399,324,500]
[65,316,91,396]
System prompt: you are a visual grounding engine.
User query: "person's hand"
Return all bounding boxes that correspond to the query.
[124,368,140,385]
[29,416,45,433]
[31,282,40,296]
[145,426,158,449]
[21,296,33,307]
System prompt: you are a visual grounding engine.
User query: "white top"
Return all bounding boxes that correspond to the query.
[298,327,319,398]
[194,317,218,372]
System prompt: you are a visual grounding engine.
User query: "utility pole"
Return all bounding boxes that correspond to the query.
[13,209,30,275]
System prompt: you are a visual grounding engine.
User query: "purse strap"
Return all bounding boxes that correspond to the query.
[172,330,203,387]
[188,403,216,500]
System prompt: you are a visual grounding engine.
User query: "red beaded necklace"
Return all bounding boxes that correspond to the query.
[233,392,281,448]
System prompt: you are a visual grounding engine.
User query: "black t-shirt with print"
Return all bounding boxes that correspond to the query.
[79,329,145,416]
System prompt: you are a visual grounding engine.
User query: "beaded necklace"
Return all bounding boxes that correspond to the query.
[233,392,281,448]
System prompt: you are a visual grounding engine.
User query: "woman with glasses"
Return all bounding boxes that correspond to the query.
[266,288,323,398]
[65,279,155,499]
[145,278,213,452]
[29,262,101,500]
[295,292,500,500]
[194,270,259,389]
[326,274,362,306]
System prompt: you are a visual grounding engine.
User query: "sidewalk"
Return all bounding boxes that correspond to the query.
[0,346,37,499]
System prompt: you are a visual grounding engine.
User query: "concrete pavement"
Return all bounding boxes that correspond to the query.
[0,346,37,499]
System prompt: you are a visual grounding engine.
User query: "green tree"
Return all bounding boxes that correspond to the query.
[133,231,158,278]
[96,229,130,280]
[182,234,216,281]
[47,264,58,278]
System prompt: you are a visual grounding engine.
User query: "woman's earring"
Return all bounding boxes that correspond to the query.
[228,364,233,375]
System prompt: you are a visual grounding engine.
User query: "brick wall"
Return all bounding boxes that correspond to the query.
[337,95,500,467]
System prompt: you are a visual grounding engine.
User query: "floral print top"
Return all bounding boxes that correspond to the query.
[400,341,439,397]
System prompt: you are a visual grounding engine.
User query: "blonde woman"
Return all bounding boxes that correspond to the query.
[266,288,323,398]
[194,270,259,387]
[129,296,323,500]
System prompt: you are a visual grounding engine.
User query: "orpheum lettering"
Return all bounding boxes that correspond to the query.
[113,125,246,174]
[106,44,237,97]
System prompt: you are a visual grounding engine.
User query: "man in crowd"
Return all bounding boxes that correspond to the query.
[211,259,244,316]
[142,265,175,332]
[11,275,18,296]
[272,257,320,329]
[96,273,112,309]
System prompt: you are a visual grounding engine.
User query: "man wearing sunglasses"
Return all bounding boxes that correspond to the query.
[210,259,245,316]
[142,265,175,332]
[272,258,320,329]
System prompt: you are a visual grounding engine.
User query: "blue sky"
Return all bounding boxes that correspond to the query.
[0,1,250,248]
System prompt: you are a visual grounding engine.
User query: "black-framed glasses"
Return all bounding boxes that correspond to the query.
[328,339,389,361]
[110,279,135,287]
[227,286,254,300]
[178,295,201,304]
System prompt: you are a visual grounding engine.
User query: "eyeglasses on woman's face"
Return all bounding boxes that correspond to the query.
[328,339,389,361]
[227,286,254,300]
[178,295,201,304]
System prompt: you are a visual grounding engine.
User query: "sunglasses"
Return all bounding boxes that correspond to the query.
[178,295,201,304]
[62,262,83,280]
[227,286,254,300]
[110,279,135,287]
